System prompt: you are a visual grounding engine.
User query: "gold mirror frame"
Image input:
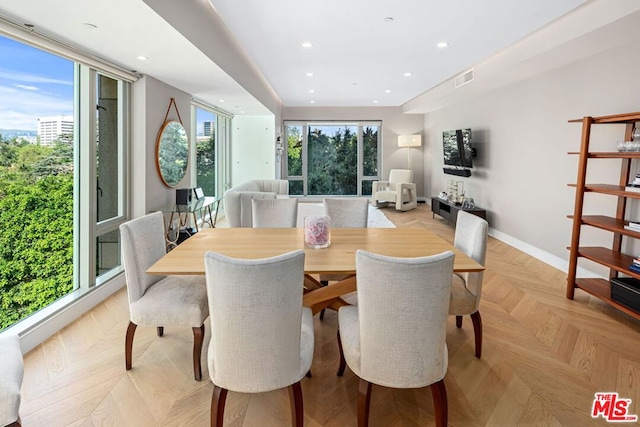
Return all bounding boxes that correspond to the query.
[155,120,189,187]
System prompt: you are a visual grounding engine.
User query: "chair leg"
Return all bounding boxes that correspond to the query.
[125,321,137,370]
[455,315,462,328]
[470,311,483,358]
[337,329,346,377]
[210,385,228,427]
[157,326,164,337]
[192,325,205,381]
[358,378,373,427]
[7,417,21,427]
[288,381,304,427]
[319,280,328,320]
[306,370,312,378]
[430,379,448,427]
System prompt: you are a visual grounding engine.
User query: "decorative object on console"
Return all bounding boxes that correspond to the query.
[176,188,193,205]
[397,134,422,170]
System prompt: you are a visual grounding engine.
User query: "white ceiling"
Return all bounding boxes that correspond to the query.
[0,0,625,116]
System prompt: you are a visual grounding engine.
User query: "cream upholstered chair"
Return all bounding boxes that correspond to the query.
[318,198,369,319]
[251,198,298,228]
[204,250,313,427]
[120,211,209,381]
[449,210,488,358]
[323,198,369,228]
[371,169,417,211]
[0,335,23,427]
[338,250,454,427]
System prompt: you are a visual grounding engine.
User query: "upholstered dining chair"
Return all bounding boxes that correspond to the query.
[204,250,313,427]
[0,335,23,427]
[318,198,369,319]
[251,198,298,228]
[338,250,454,427]
[371,169,417,211]
[449,210,488,358]
[120,211,209,381]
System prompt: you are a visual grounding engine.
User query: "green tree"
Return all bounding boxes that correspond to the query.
[196,133,215,196]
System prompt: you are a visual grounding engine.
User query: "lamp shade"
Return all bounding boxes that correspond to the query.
[398,134,422,147]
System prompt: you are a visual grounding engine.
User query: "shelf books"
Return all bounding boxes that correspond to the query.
[630,255,640,273]
[625,221,640,232]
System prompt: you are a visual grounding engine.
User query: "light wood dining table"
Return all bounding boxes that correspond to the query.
[147,227,484,315]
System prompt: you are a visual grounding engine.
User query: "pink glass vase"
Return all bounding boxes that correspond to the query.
[304,216,331,249]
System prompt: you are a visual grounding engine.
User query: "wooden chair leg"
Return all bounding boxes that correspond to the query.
[192,325,205,381]
[430,379,448,427]
[211,385,227,427]
[305,370,312,378]
[157,326,164,337]
[319,280,328,320]
[288,381,304,427]
[470,311,483,358]
[7,417,21,427]
[455,315,462,328]
[125,321,137,370]
[358,378,373,427]
[337,329,346,377]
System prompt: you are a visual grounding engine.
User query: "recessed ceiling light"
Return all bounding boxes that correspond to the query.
[385,89,391,93]
[403,72,412,77]
[235,105,241,109]
[373,100,379,104]
[136,55,148,61]
[383,17,394,23]
[310,100,315,104]
[82,23,98,30]
[219,99,225,103]
[437,42,449,48]
[302,42,313,48]
[308,89,315,93]
[240,111,245,114]
[306,72,314,77]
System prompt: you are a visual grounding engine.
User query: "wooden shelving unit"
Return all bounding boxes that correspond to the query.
[567,111,640,320]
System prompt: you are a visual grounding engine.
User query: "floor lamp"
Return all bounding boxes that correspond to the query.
[398,135,422,170]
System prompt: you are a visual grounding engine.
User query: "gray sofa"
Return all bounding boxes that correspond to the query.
[223,179,289,227]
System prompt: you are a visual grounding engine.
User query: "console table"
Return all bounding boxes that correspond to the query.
[430,197,487,227]
[162,196,220,248]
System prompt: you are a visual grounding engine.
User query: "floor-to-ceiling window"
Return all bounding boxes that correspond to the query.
[0,34,130,331]
[193,103,231,199]
[283,121,381,196]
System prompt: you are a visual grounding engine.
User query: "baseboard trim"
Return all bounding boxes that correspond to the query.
[489,228,602,279]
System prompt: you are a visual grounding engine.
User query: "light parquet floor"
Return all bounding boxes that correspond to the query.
[19,204,640,426]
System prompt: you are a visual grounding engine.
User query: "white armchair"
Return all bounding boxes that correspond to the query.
[204,250,313,427]
[338,250,454,427]
[449,210,488,358]
[0,335,23,427]
[371,169,417,211]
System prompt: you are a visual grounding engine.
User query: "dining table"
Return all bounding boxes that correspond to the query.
[146,227,485,315]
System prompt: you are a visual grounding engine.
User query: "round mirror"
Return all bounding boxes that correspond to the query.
[156,120,188,187]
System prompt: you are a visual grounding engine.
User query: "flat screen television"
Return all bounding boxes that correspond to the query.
[443,129,473,168]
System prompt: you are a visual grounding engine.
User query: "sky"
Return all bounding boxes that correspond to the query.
[0,34,222,134]
[0,35,74,131]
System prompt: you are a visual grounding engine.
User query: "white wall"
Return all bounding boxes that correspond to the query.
[419,40,640,275]
[282,106,426,197]
[131,75,193,216]
[231,115,276,186]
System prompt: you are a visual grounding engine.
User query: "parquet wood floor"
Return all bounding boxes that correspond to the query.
[19,204,640,426]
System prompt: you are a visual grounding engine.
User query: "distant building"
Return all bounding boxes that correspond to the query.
[203,121,213,137]
[38,115,74,145]
[16,135,38,144]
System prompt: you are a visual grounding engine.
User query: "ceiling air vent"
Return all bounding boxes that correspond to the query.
[454,68,474,88]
